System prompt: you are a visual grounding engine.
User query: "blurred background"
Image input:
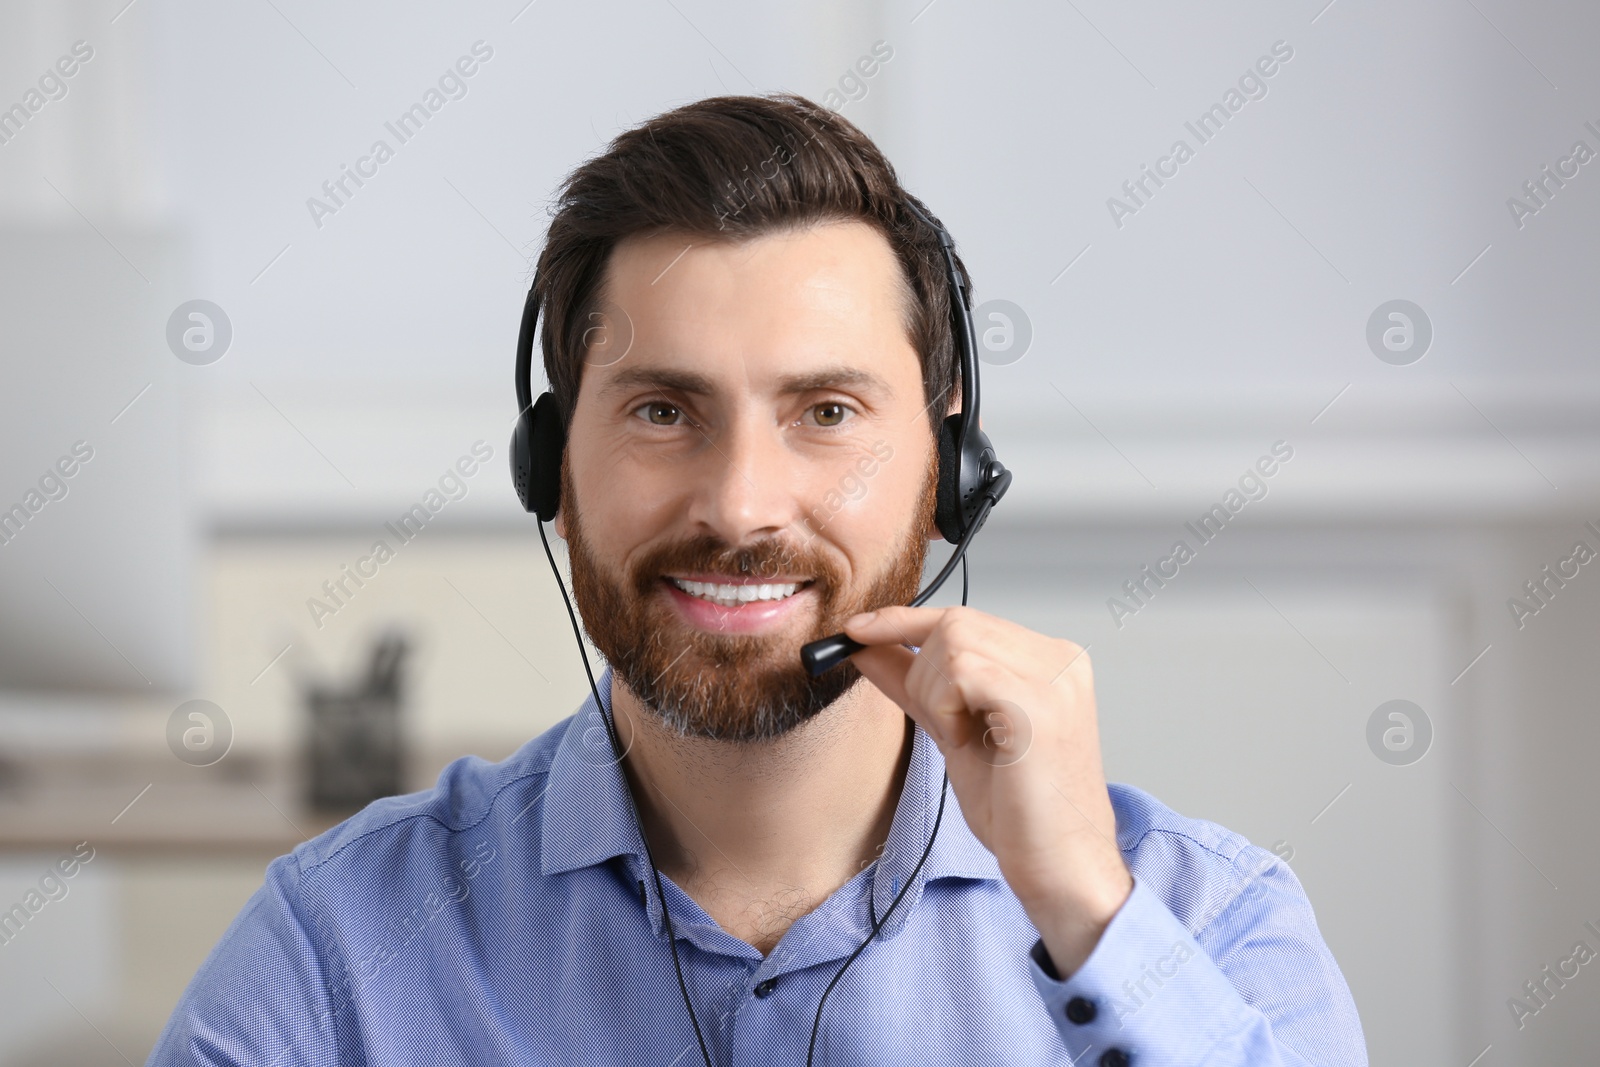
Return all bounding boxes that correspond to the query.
[1,0,1598,1062]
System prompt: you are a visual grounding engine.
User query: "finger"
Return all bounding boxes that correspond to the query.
[850,643,947,742]
[905,646,1030,754]
[843,605,947,649]
[902,650,977,749]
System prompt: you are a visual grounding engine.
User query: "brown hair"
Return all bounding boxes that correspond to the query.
[532,93,969,434]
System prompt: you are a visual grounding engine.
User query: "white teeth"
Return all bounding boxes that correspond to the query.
[670,578,801,606]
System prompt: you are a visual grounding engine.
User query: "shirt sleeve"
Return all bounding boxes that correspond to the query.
[146,851,345,1067]
[1025,848,1367,1067]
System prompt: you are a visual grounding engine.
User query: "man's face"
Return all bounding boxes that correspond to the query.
[558,219,943,743]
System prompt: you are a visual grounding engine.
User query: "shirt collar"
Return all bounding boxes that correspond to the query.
[539,668,1002,937]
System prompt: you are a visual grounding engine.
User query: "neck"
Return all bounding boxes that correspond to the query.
[608,673,914,915]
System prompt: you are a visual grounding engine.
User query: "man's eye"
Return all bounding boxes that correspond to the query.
[635,402,682,426]
[810,402,852,427]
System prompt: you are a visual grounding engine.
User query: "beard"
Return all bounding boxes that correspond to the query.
[563,452,938,744]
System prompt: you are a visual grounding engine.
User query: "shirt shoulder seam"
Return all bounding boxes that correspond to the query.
[1128,826,1296,941]
[1124,823,1253,866]
[299,757,556,877]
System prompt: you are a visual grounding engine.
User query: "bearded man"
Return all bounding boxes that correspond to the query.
[152,94,1365,1067]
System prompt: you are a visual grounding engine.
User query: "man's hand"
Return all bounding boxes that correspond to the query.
[844,606,1133,977]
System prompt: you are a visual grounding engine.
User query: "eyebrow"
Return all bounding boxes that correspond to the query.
[596,364,893,400]
[597,367,716,399]
[775,367,890,396]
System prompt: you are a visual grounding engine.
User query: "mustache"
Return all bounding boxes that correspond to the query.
[629,533,842,597]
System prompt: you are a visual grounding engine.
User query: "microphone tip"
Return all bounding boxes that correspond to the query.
[799,632,864,676]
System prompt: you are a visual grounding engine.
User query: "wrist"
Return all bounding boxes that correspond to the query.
[1018,868,1133,979]
[1007,845,1132,922]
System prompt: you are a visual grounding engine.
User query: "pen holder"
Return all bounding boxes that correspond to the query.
[302,631,409,813]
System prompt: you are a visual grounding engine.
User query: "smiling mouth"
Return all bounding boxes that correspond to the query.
[665,576,813,608]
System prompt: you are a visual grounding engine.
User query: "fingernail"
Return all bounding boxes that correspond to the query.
[851,611,877,626]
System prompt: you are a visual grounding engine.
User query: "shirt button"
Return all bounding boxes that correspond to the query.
[1098,1049,1130,1067]
[753,978,777,998]
[1064,996,1097,1024]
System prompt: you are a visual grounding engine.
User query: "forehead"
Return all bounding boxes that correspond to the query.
[587,219,919,393]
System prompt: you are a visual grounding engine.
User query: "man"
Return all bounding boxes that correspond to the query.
[151,94,1365,1065]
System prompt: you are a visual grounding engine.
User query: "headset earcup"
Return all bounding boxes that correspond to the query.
[528,392,566,521]
[510,403,537,514]
[508,391,566,521]
[934,412,964,543]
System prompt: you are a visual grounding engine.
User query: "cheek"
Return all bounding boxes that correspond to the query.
[805,441,933,556]
[568,446,682,556]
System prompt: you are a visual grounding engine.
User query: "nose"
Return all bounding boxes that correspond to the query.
[685,412,801,548]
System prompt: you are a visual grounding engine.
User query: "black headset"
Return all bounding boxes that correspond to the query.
[510,197,1012,1066]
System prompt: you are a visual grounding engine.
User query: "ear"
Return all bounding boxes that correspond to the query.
[553,506,567,540]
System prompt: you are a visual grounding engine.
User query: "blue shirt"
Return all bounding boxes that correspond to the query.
[151,668,1366,1065]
